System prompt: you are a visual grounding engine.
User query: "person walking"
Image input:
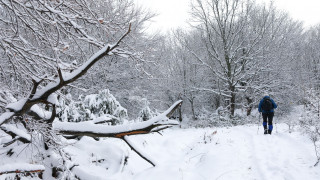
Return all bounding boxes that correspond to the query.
[258,93,277,134]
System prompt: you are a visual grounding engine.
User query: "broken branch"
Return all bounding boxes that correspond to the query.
[54,100,182,138]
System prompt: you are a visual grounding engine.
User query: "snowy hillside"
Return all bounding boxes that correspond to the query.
[113,124,320,180]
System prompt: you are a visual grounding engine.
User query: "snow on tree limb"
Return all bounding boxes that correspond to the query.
[0,163,45,175]
[0,24,131,127]
[0,112,14,126]
[28,104,53,121]
[162,100,183,118]
[0,124,31,143]
[54,100,182,138]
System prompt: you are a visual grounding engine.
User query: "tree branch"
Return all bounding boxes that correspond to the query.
[0,24,132,126]
[29,78,44,100]
[0,124,31,144]
[0,163,45,175]
[0,169,44,175]
[54,100,183,138]
[122,135,155,167]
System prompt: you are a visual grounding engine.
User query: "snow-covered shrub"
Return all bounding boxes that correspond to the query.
[186,106,260,128]
[187,107,232,128]
[300,88,320,166]
[0,89,131,179]
[137,99,157,121]
[83,89,127,119]
[57,93,77,122]
[277,105,303,133]
[57,89,128,124]
[277,102,294,117]
[138,106,153,121]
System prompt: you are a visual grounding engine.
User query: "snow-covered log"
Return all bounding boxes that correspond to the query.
[54,100,182,138]
[0,163,45,175]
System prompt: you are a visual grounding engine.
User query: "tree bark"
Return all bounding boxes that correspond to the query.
[246,96,253,116]
[230,85,236,117]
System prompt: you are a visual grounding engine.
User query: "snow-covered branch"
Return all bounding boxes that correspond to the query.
[54,100,182,138]
[0,24,131,127]
[123,135,157,167]
[0,163,45,176]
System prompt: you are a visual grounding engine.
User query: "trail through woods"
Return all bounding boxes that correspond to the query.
[1,113,320,180]
[117,124,320,180]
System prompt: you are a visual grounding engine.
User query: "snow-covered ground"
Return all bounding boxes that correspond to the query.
[111,124,320,180]
[1,123,320,179]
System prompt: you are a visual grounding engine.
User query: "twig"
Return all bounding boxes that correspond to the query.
[122,135,155,167]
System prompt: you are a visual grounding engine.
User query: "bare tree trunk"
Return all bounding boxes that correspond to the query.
[230,85,236,117]
[246,96,253,116]
[189,98,196,120]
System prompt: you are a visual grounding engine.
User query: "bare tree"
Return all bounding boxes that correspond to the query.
[161,30,207,120]
[183,0,302,116]
[0,0,154,96]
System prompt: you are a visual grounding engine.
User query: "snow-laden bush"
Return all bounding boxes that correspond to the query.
[57,89,128,124]
[83,89,127,119]
[300,88,320,166]
[138,105,153,121]
[0,89,131,179]
[137,99,157,121]
[185,106,260,128]
[186,107,232,128]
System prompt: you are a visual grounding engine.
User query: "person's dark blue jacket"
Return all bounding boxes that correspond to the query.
[258,96,277,113]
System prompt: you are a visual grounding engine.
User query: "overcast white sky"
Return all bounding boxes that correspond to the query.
[136,0,320,33]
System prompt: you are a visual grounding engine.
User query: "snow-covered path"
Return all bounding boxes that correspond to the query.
[115,124,320,180]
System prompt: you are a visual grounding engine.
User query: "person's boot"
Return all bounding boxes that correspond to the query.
[264,125,268,134]
[268,130,272,135]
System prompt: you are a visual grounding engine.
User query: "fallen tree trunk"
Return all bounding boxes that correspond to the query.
[54,100,183,138]
[54,100,182,167]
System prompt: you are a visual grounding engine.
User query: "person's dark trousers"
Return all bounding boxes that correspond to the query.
[262,112,274,134]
